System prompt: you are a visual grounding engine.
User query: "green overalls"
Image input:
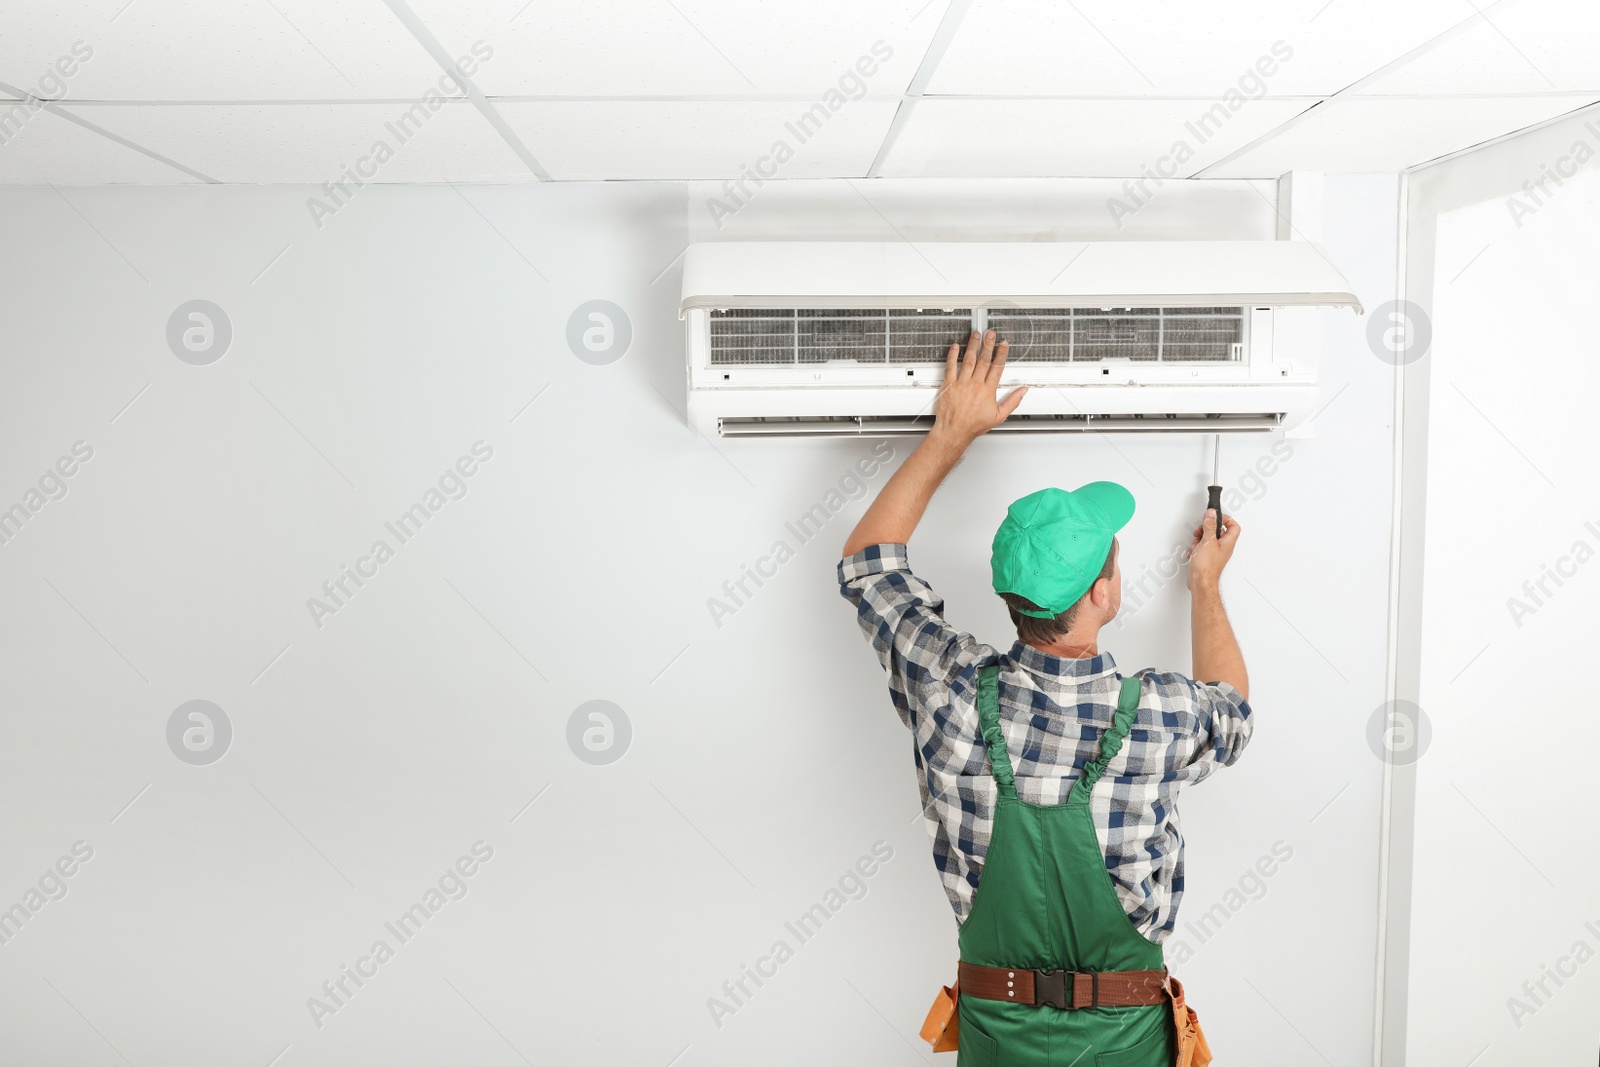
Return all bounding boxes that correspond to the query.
[957,665,1174,1067]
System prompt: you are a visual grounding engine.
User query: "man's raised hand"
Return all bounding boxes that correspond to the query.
[932,329,1028,444]
[1186,509,1241,591]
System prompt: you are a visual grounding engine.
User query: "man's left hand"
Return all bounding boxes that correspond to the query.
[932,329,1029,444]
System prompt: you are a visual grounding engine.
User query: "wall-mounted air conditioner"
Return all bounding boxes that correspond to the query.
[680,241,1361,438]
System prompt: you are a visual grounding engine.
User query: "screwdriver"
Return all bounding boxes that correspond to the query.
[1206,435,1223,539]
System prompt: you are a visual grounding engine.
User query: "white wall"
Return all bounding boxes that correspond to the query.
[1400,106,1600,1066]
[0,177,1395,1065]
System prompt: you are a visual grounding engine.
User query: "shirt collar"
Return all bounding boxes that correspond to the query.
[1009,641,1118,680]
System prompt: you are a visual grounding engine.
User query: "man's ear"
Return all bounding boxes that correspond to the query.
[1089,577,1112,610]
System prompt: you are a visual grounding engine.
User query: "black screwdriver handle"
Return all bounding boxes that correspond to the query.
[1206,485,1223,538]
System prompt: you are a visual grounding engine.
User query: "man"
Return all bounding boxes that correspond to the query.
[838,329,1250,1065]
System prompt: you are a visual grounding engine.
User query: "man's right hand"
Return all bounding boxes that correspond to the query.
[1185,509,1241,591]
[1186,508,1248,698]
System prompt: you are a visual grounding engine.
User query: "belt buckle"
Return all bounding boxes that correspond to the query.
[1034,969,1097,1010]
[1034,969,1072,1010]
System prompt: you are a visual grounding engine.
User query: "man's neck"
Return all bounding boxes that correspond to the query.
[1026,630,1103,660]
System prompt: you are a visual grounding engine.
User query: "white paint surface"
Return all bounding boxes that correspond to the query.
[407,0,946,97]
[1357,0,1600,94]
[0,103,184,183]
[4,2,1597,184]
[880,97,1312,178]
[0,0,445,100]
[1207,94,1600,177]
[493,99,900,181]
[0,177,1396,1064]
[1402,104,1600,1067]
[926,0,1468,97]
[65,102,532,184]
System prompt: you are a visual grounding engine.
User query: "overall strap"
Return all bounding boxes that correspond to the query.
[975,665,1017,799]
[1068,675,1142,804]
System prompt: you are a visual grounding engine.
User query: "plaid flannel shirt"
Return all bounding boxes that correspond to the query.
[839,543,1253,942]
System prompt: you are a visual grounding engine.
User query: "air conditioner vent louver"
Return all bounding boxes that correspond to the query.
[708,307,1243,366]
[718,412,1285,438]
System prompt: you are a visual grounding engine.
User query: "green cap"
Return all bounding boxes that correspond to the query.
[991,483,1135,618]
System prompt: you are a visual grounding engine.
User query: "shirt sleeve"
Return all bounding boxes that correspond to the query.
[837,544,984,731]
[1138,670,1254,783]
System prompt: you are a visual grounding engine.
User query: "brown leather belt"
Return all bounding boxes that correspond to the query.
[958,962,1169,1010]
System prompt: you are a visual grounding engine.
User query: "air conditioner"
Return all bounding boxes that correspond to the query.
[680,241,1361,438]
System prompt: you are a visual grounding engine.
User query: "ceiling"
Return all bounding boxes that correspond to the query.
[1,0,1597,184]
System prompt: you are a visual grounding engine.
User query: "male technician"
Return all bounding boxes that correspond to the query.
[838,329,1250,1065]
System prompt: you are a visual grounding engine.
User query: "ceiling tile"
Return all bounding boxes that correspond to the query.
[926,0,1474,97]
[1205,95,1600,176]
[0,105,193,183]
[493,99,898,179]
[61,103,535,183]
[0,0,445,101]
[879,98,1311,178]
[407,0,945,96]
[1357,0,1600,93]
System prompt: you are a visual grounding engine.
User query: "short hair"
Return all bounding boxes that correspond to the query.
[1000,539,1118,645]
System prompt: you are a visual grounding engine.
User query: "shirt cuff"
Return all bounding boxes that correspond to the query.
[837,543,911,583]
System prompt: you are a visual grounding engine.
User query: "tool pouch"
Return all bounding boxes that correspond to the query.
[919,980,960,1052]
[1166,976,1212,1067]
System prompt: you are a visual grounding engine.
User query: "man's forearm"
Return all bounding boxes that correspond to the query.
[841,328,1023,556]
[1191,580,1249,699]
[842,429,971,556]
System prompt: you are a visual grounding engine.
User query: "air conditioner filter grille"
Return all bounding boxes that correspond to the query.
[708,307,1242,365]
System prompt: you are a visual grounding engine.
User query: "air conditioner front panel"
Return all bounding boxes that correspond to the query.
[681,240,1352,439]
[680,241,1363,314]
